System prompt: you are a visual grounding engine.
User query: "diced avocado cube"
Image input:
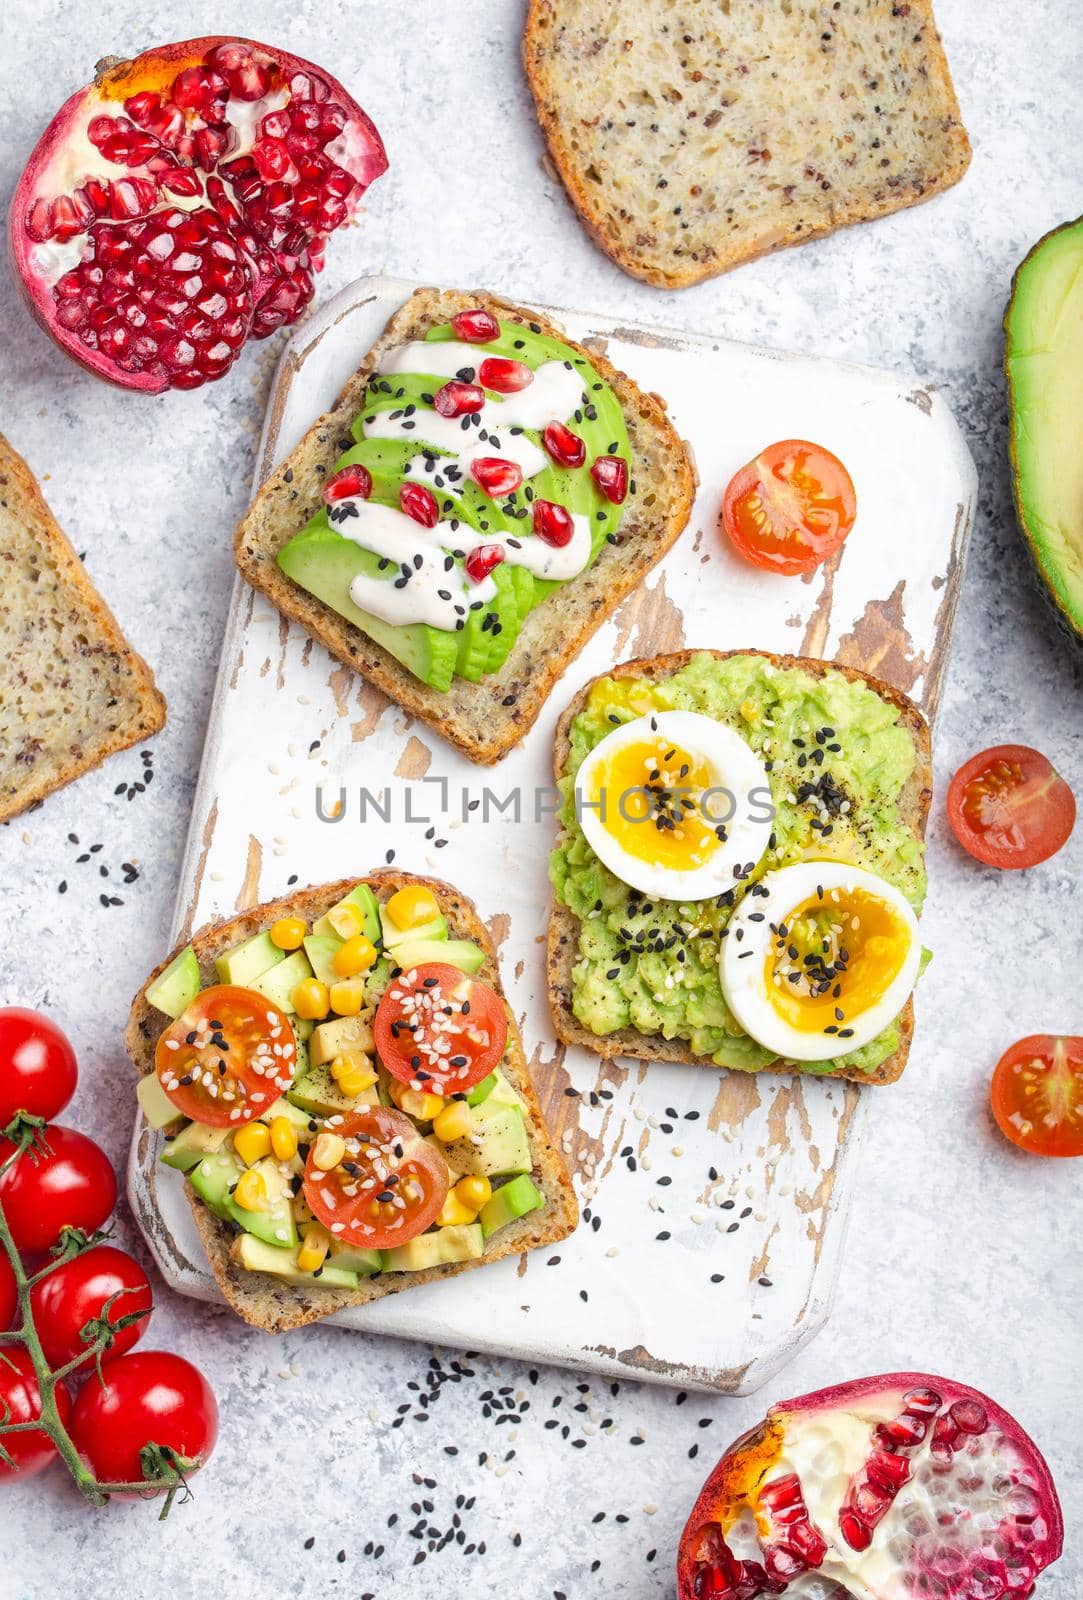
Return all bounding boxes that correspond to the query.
[443,1104,531,1178]
[380,905,448,949]
[231,1232,359,1290]
[309,1013,374,1068]
[215,930,284,987]
[326,1240,383,1276]
[136,1071,185,1132]
[393,937,485,975]
[230,1157,298,1249]
[384,1223,483,1272]
[145,946,201,1019]
[424,1134,463,1181]
[485,1069,527,1115]
[160,1121,228,1172]
[311,884,381,945]
[466,1072,498,1108]
[287,1062,378,1118]
[293,1015,315,1042]
[250,948,313,1013]
[303,934,343,989]
[189,1150,244,1221]
[258,1096,313,1132]
[479,1175,544,1239]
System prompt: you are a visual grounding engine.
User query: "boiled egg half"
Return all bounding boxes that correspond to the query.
[574,710,774,901]
[719,861,921,1061]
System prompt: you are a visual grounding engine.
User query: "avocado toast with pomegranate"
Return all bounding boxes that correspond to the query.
[233,287,694,763]
[127,871,577,1333]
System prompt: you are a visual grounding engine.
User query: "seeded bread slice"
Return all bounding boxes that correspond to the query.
[233,287,694,764]
[0,434,165,822]
[126,871,578,1334]
[547,650,931,1086]
[523,0,971,288]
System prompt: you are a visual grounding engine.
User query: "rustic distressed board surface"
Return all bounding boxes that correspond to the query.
[127,277,975,1393]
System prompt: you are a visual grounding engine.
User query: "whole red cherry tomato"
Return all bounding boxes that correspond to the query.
[0,1251,16,1330]
[30,1244,153,1370]
[0,1126,116,1254]
[0,1008,78,1127]
[70,1351,218,1495]
[0,1347,71,1480]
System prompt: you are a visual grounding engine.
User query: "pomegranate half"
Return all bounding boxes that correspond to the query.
[9,37,387,392]
[678,1372,1063,1600]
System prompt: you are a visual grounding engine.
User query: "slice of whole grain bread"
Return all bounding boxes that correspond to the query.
[523,0,971,288]
[547,650,931,1086]
[233,287,694,764]
[0,434,165,823]
[126,871,578,1334]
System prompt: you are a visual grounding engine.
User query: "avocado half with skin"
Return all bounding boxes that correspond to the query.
[1005,214,1083,640]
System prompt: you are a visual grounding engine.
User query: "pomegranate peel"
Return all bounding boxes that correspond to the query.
[678,1372,1063,1600]
[10,36,387,392]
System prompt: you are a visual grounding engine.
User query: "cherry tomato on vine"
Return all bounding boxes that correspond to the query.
[154,985,296,1128]
[947,745,1075,869]
[70,1351,218,1495]
[721,439,857,575]
[0,1251,16,1330]
[0,1126,116,1254]
[0,1348,71,1480]
[30,1244,153,1371]
[302,1106,448,1250]
[0,1008,78,1127]
[374,962,508,1094]
[991,1035,1083,1159]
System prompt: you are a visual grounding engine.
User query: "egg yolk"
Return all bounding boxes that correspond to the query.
[588,737,722,871]
[765,887,911,1036]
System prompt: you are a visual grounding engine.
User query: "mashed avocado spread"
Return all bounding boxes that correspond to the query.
[549,653,926,1075]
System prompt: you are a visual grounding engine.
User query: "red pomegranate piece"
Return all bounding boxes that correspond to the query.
[532,498,574,547]
[322,462,371,503]
[399,481,439,529]
[470,457,522,498]
[433,379,484,418]
[677,1372,1063,1600]
[450,307,499,343]
[479,356,532,393]
[591,452,629,504]
[10,37,387,392]
[543,419,586,469]
[464,545,505,583]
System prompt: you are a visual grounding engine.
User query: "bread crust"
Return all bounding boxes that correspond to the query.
[546,650,931,1086]
[0,434,165,822]
[523,0,971,289]
[233,287,694,764]
[127,872,578,1333]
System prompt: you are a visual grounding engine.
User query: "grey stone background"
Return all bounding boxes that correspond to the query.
[0,2,1078,1595]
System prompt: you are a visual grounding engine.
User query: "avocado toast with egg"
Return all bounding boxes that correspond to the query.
[233,288,694,763]
[549,651,931,1085]
[127,871,577,1333]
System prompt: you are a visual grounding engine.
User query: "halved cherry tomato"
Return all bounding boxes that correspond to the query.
[947,745,1075,869]
[154,986,296,1128]
[30,1244,153,1371]
[0,1125,116,1254]
[991,1035,1083,1158]
[303,1106,448,1249]
[0,1007,78,1127]
[721,439,857,575]
[374,963,508,1094]
[0,1348,71,1480]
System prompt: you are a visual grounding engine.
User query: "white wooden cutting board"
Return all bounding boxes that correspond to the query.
[127,276,975,1393]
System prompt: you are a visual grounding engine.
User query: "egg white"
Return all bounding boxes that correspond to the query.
[719,861,921,1061]
[574,710,774,901]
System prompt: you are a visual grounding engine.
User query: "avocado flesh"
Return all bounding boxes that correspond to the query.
[393,937,485,975]
[311,884,382,945]
[232,1232,359,1290]
[249,948,312,1014]
[443,1104,532,1178]
[216,930,284,987]
[1006,214,1083,636]
[161,1121,228,1171]
[302,934,342,988]
[479,1174,544,1239]
[287,1061,378,1118]
[145,946,201,1019]
[189,1151,297,1247]
[137,1071,185,1132]
[380,906,448,949]
[384,1223,483,1271]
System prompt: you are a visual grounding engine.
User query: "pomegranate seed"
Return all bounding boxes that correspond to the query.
[172,65,228,114]
[470,457,523,498]
[82,179,111,215]
[399,481,439,528]
[590,453,629,504]
[543,420,586,469]
[124,91,161,126]
[319,103,348,139]
[433,380,484,418]
[87,115,118,149]
[451,307,499,343]
[194,126,231,171]
[289,72,314,102]
[533,499,574,547]
[25,198,55,242]
[839,1509,871,1551]
[865,1450,910,1493]
[479,357,532,393]
[228,60,271,101]
[322,463,372,504]
[464,545,505,583]
[146,105,186,146]
[161,170,202,198]
[252,138,292,182]
[317,195,348,231]
[949,1399,988,1434]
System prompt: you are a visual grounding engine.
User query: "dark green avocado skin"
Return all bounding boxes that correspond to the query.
[1004,214,1083,644]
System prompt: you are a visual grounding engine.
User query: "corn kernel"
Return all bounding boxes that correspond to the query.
[432,1100,472,1144]
[327,902,364,939]
[296,1224,331,1272]
[329,977,366,1016]
[292,977,330,1020]
[397,1088,444,1122]
[270,916,306,951]
[330,1053,378,1098]
[311,1131,346,1171]
[234,1121,272,1166]
[269,1115,298,1161]
[386,885,440,931]
[332,934,378,979]
[454,1175,492,1214]
[437,1192,476,1227]
[233,1167,268,1212]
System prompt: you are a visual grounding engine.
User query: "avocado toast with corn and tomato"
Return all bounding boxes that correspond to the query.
[127,871,577,1333]
[549,650,931,1084]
